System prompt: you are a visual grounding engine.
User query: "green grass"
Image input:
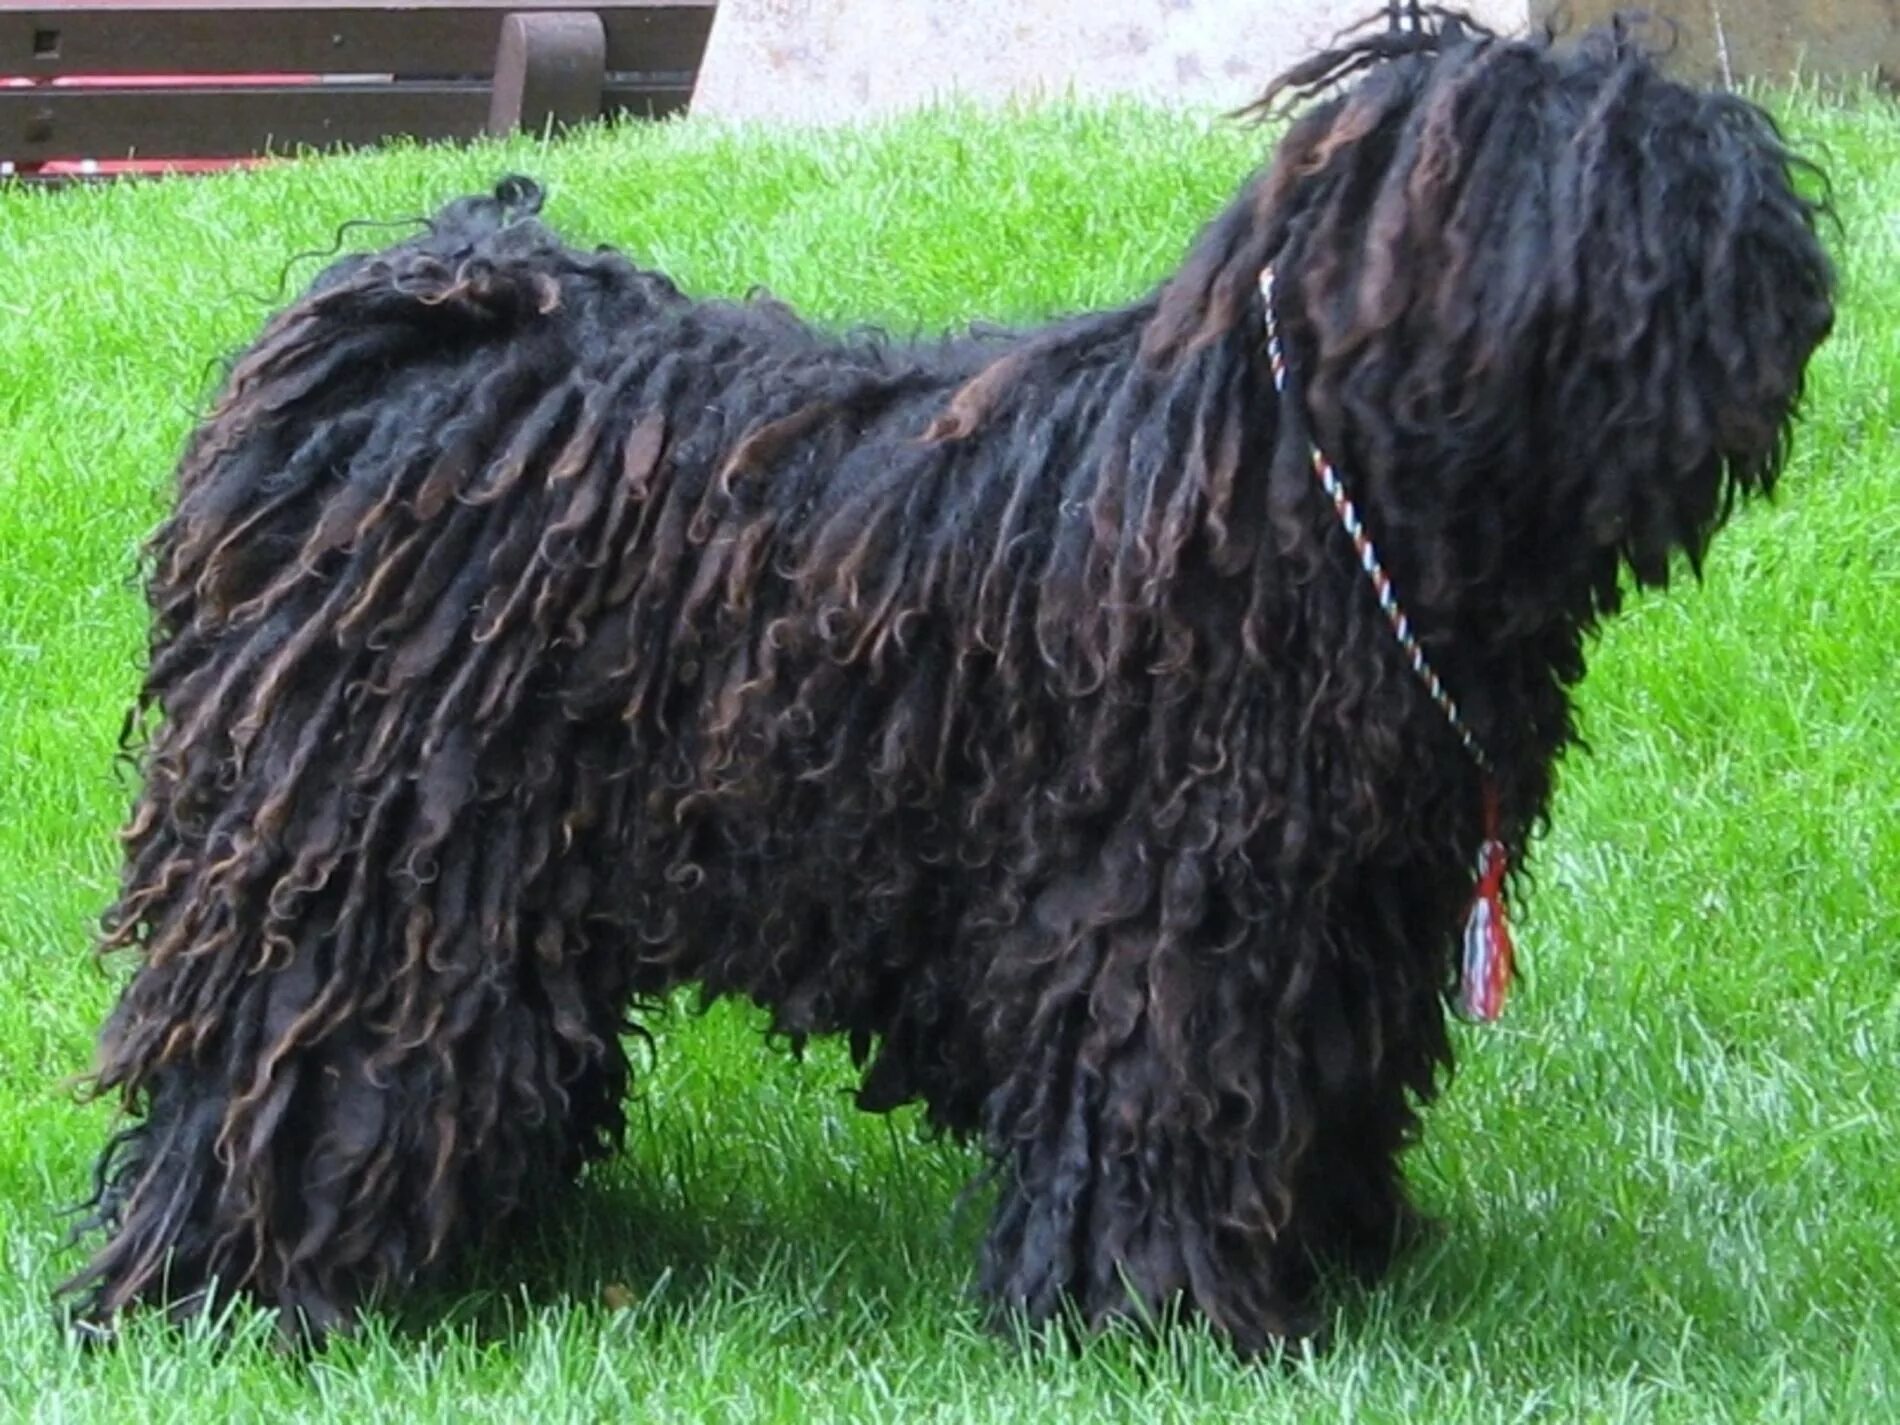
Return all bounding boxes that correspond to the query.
[1,92,1896,1423]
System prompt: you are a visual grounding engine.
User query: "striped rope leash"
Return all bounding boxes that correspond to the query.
[1259,264,1516,1023]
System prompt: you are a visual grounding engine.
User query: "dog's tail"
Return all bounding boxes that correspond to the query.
[420,173,548,244]
[303,173,551,294]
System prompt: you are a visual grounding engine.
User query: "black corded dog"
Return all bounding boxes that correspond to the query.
[64,9,1833,1353]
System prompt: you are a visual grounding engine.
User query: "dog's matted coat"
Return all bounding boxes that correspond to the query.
[65,9,1833,1351]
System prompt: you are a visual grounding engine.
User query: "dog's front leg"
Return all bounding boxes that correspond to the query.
[972,878,1326,1356]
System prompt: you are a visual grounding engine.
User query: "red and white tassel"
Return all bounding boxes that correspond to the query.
[1459,782,1516,1022]
[1262,264,1521,1023]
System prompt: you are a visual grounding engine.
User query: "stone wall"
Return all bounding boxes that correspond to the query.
[1528,0,1897,88]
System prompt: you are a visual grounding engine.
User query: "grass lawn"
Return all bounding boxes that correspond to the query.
[0,90,1895,1423]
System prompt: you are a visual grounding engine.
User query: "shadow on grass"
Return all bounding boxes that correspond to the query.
[39,1070,1783,1379]
[380,1101,989,1347]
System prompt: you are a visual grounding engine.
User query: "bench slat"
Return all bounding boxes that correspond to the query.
[0,2,715,77]
[0,75,692,160]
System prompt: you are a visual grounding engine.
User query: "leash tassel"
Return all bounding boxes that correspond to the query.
[1459,784,1515,1022]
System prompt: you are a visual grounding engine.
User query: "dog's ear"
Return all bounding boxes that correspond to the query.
[1531,69,1833,591]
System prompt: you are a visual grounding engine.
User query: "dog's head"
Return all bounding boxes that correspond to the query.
[1165,8,1836,632]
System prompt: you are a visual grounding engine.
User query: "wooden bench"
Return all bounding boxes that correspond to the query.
[0,0,716,173]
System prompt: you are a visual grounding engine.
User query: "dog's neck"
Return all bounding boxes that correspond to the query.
[1259,264,1495,779]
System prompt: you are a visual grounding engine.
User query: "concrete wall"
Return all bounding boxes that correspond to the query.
[692,1,1533,124]
[693,1,1895,125]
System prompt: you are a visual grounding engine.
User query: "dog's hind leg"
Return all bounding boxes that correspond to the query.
[63,724,638,1339]
[59,237,661,1335]
[61,551,638,1337]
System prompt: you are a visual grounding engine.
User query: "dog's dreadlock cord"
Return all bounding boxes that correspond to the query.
[1386,0,1428,33]
[1258,264,1516,1022]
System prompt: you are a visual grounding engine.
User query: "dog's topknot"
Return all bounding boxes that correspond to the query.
[64,10,1832,1354]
